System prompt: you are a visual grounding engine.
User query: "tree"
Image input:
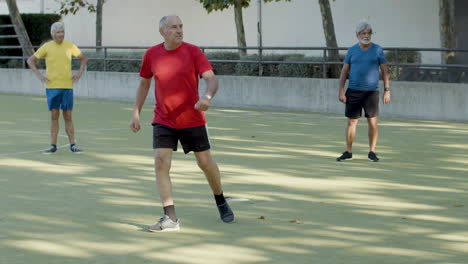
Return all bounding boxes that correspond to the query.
[318,0,340,78]
[6,0,34,57]
[439,0,456,64]
[56,0,105,50]
[198,0,290,58]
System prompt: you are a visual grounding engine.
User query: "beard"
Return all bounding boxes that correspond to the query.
[359,38,371,45]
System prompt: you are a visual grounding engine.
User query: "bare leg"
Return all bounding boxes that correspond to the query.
[63,110,75,144]
[154,148,174,207]
[195,149,234,223]
[50,109,60,145]
[367,117,378,152]
[194,150,223,195]
[346,118,359,153]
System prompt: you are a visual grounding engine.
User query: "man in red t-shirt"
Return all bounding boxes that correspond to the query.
[130,15,234,232]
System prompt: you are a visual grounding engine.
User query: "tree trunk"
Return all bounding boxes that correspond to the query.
[96,0,104,52]
[439,0,456,64]
[5,0,34,58]
[318,0,340,78]
[234,0,247,58]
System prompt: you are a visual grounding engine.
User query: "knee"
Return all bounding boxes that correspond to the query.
[348,119,358,127]
[197,156,214,171]
[51,111,60,121]
[367,119,378,129]
[155,156,171,172]
[63,113,73,122]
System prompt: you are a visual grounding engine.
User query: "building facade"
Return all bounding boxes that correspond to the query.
[2,0,463,64]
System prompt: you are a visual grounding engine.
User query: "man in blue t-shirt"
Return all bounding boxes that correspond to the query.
[337,22,391,162]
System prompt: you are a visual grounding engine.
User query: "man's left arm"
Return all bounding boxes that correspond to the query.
[380,63,391,104]
[195,70,218,111]
[72,52,88,82]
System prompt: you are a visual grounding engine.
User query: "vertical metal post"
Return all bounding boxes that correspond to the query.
[104,47,107,72]
[322,49,327,78]
[40,0,45,13]
[257,0,263,76]
[22,47,26,68]
[395,49,400,81]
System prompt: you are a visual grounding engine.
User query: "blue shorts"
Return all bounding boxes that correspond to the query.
[46,89,74,111]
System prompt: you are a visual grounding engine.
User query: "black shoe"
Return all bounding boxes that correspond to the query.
[42,145,57,155]
[368,151,379,162]
[336,151,352,161]
[70,145,84,154]
[217,202,234,223]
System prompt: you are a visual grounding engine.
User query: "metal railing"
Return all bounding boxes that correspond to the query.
[1,45,468,82]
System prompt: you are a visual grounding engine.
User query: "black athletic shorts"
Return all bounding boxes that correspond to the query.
[152,123,211,154]
[345,89,379,118]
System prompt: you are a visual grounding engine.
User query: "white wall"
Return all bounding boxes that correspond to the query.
[1,0,440,63]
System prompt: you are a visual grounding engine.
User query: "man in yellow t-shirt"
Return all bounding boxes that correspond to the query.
[27,22,88,154]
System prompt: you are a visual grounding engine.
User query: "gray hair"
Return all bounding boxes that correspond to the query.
[355,22,372,35]
[50,22,65,36]
[159,15,179,30]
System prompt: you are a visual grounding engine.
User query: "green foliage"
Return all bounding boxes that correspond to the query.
[206,51,326,77]
[78,50,146,72]
[55,0,98,15]
[1,47,338,78]
[198,0,291,13]
[72,50,331,78]
[385,49,421,64]
[385,49,421,80]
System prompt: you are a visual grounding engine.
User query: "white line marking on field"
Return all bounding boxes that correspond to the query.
[0,144,69,157]
[0,127,128,157]
[76,128,128,132]
[226,198,250,202]
[0,130,67,137]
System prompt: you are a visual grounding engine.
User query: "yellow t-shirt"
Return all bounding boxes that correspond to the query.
[34,40,82,89]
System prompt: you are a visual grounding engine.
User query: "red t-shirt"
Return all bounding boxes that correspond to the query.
[140,42,213,129]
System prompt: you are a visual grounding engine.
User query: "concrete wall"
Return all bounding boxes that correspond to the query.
[1,69,467,122]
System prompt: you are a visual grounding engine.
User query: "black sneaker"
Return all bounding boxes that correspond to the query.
[42,145,57,155]
[336,151,352,161]
[70,145,83,154]
[368,151,379,162]
[217,202,234,223]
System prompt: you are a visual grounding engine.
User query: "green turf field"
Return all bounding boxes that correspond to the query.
[1,94,467,264]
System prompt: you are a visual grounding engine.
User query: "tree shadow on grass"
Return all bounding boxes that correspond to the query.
[0,95,467,264]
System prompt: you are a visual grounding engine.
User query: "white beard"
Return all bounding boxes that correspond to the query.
[359,39,371,45]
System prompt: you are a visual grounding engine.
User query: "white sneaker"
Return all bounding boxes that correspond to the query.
[147,215,180,232]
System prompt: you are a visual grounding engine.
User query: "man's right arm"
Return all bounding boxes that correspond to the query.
[27,55,49,84]
[130,78,151,133]
[338,63,350,103]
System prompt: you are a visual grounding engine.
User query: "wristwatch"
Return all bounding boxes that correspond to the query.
[384,87,390,91]
[205,94,212,100]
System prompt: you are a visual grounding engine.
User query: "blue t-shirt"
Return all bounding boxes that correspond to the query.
[344,43,387,91]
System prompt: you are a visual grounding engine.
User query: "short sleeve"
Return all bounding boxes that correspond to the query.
[344,49,351,64]
[34,44,48,59]
[139,50,153,79]
[70,43,82,57]
[377,46,387,65]
[191,46,213,78]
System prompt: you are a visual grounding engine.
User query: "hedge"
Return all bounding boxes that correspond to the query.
[2,42,422,79]
[384,50,421,80]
